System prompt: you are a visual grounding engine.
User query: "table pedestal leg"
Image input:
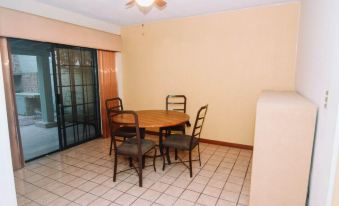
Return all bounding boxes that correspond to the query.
[159,128,163,155]
[140,128,146,168]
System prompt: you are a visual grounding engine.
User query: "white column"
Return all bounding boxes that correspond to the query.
[0,50,18,205]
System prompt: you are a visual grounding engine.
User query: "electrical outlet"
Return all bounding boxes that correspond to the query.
[324,90,329,109]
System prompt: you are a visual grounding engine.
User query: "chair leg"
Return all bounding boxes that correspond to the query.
[166,147,171,165]
[113,153,118,182]
[129,157,133,167]
[175,128,185,160]
[138,156,143,187]
[198,143,201,166]
[153,147,157,172]
[189,150,193,177]
[162,147,166,171]
[109,137,113,156]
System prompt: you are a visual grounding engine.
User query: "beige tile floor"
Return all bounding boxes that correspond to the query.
[14,136,252,206]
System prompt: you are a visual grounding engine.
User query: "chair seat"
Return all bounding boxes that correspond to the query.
[163,134,198,150]
[115,126,136,138]
[117,138,156,156]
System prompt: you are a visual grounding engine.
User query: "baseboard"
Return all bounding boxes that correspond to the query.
[145,130,253,150]
[199,138,253,150]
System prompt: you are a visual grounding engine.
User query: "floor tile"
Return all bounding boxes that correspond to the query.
[150,182,169,193]
[34,192,59,205]
[78,181,99,192]
[155,193,177,206]
[197,194,218,206]
[238,194,249,205]
[173,199,194,206]
[164,185,184,198]
[89,185,111,196]
[140,189,161,202]
[131,198,152,206]
[63,189,86,201]
[114,193,137,206]
[180,189,200,202]
[88,197,111,206]
[223,183,242,193]
[187,182,205,193]
[115,181,134,192]
[101,189,123,202]
[126,185,147,197]
[216,199,237,206]
[220,191,240,203]
[74,193,98,206]
[202,186,222,198]
[47,197,71,206]
[172,178,191,188]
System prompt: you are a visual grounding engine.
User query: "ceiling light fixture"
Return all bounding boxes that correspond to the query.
[126,0,167,8]
[135,0,154,7]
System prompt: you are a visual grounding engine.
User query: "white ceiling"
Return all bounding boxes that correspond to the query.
[35,0,297,26]
[0,0,297,35]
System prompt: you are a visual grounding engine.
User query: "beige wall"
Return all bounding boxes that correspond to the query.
[0,7,122,51]
[121,3,299,146]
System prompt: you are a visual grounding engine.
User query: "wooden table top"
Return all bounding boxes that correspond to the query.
[112,110,190,128]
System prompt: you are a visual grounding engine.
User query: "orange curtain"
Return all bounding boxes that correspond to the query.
[98,50,118,138]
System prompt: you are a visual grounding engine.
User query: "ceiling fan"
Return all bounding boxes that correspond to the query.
[126,0,167,8]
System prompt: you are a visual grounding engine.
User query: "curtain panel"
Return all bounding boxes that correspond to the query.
[97,50,118,138]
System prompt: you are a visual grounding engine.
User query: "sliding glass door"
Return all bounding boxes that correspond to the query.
[53,46,101,148]
[8,38,101,160]
[8,39,59,160]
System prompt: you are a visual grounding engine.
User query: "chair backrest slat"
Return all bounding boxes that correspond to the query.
[105,97,124,112]
[166,95,187,113]
[191,105,208,142]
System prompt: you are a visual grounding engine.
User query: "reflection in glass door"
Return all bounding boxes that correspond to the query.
[53,47,101,148]
[8,39,59,161]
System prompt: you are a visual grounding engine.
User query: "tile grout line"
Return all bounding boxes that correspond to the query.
[234,151,252,206]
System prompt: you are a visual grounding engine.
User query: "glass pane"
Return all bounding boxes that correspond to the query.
[9,39,59,161]
[60,67,70,86]
[73,67,83,85]
[69,49,81,66]
[75,86,84,104]
[58,49,69,66]
[63,107,74,123]
[85,86,95,102]
[82,50,93,66]
[62,87,72,106]
[83,68,94,85]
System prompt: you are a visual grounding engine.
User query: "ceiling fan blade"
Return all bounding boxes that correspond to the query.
[155,0,167,7]
[126,0,135,6]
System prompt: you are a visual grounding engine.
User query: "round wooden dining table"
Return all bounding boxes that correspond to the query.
[112,110,190,128]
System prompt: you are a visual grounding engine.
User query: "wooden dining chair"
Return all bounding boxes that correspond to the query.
[105,97,136,155]
[162,105,208,177]
[161,95,191,160]
[108,110,157,187]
